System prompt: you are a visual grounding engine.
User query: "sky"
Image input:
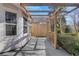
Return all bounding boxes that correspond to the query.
[26,6,79,25]
[65,8,79,25]
[26,6,50,15]
[26,6,50,10]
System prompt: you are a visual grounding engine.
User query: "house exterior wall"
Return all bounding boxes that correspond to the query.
[0,4,5,37]
[0,3,29,52]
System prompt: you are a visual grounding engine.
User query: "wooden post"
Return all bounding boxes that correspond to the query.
[60,17,63,33]
[48,8,61,48]
[53,14,57,48]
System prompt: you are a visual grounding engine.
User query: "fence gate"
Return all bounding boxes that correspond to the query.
[31,22,49,37]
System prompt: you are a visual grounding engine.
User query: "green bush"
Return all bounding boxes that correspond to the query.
[57,28,61,33]
[77,32,79,38]
[64,33,77,36]
[58,33,79,55]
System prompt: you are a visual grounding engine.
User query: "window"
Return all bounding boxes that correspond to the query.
[6,25,16,35]
[23,17,27,33]
[23,26,27,33]
[23,17,27,25]
[5,11,17,24]
[5,11,17,36]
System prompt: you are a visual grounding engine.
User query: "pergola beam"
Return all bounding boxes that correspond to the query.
[67,7,78,14]
[28,10,53,12]
[64,7,78,15]
[31,15,49,16]
[27,10,68,13]
[21,3,79,6]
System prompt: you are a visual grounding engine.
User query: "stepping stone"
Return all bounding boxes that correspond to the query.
[0,54,4,56]
[36,45,46,50]
[36,39,46,50]
[1,52,15,56]
[16,52,22,56]
[22,45,34,50]
[19,50,46,56]
[28,39,37,45]
[22,38,38,50]
[21,51,36,56]
[35,50,46,56]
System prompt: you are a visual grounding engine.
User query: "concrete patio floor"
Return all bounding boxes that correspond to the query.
[0,37,70,56]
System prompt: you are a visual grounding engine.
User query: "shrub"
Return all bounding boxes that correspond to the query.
[57,33,79,55]
[57,28,61,33]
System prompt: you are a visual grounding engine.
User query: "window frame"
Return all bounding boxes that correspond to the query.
[5,11,17,36]
[23,17,28,34]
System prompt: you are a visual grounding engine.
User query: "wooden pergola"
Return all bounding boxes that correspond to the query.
[20,3,79,15]
[20,3,79,48]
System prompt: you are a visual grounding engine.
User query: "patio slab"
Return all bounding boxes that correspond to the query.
[0,37,70,56]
